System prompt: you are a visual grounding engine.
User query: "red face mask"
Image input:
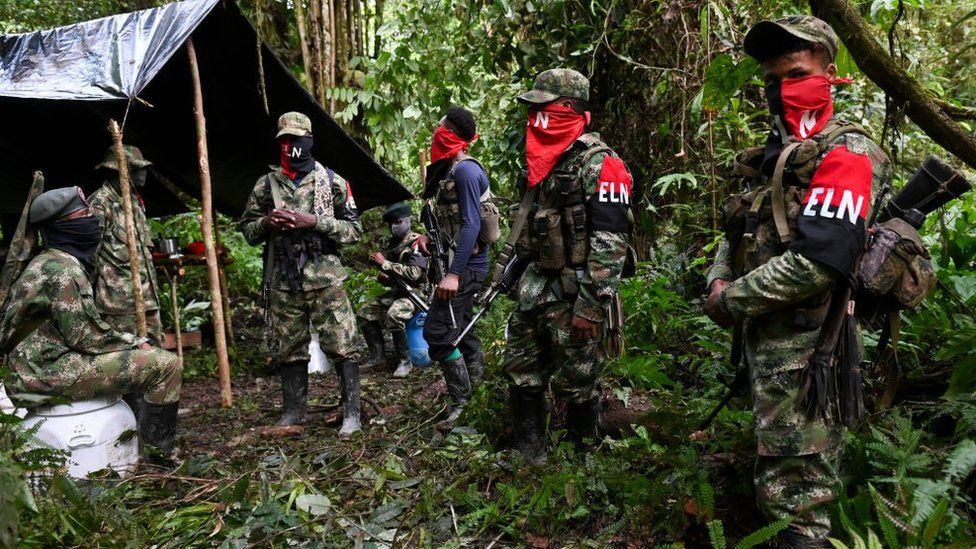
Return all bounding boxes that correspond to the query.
[525,104,591,187]
[767,75,842,140]
[430,125,476,163]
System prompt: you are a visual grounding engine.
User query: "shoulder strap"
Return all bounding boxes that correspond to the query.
[490,186,539,285]
[266,174,284,210]
[816,122,869,154]
[770,141,803,243]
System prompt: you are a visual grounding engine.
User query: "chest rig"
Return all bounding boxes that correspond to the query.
[431,153,497,251]
[724,120,868,277]
[526,135,613,273]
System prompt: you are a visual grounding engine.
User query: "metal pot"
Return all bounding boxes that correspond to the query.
[155,238,180,255]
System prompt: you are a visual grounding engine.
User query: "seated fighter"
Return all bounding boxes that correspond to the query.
[0,187,183,460]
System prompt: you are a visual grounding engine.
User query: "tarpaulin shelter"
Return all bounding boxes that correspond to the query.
[0,0,411,233]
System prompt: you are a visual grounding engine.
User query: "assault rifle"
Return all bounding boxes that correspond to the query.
[383,269,429,314]
[450,252,535,348]
[420,203,456,328]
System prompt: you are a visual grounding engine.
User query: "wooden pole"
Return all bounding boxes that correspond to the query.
[187,37,233,407]
[214,225,236,350]
[168,268,184,367]
[108,119,148,339]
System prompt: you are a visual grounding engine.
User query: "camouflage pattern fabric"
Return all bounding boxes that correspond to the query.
[88,180,164,342]
[503,132,630,404]
[744,15,840,61]
[504,300,602,404]
[707,122,891,538]
[238,163,362,291]
[268,285,364,363]
[357,231,427,330]
[518,68,591,104]
[1,249,181,406]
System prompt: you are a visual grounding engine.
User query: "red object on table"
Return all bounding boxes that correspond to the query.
[187,241,206,255]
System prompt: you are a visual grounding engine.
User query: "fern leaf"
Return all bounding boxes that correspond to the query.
[866,529,884,549]
[827,537,851,549]
[920,497,950,548]
[870,485,916,539]
[733,518,790,549]
[706,519,726,549]
[942,439,976,482]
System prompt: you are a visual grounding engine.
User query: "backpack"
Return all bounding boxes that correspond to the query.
[433,154,502,246]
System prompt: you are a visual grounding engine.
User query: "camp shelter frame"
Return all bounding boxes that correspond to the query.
[0,0,411,405]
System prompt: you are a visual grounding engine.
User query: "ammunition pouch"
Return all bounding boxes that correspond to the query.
[857,217,935,318]
[272,231,338,291]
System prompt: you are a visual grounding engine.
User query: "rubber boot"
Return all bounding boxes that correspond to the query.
[440,355,471,422]
[510,387,547,465]
[464,349,486,386]
[276,361,308,426]
[778,529,830,548]
[566,399,601,448]
[336,359,362,439]
[123,392,143,422]
[360,321,386,370]
[140,400,179,463]
[391,329,412,378]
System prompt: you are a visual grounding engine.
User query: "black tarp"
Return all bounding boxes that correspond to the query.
[0,0,410,239]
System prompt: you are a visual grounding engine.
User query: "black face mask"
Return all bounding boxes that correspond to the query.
[132,168,148,188]
[761,81,790,175]
[389,216,411,240]
[280,135,316,180]
[43,216,102,267]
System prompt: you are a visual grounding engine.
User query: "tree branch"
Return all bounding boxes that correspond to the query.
[810,0,976,169]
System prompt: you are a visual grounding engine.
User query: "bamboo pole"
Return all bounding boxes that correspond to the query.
[168,268,184,366]
[108,119,148,339]
[294,0,314,94]
[309,0,327,106]
[186,37,233,407]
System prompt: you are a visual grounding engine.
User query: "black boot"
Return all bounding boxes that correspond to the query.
[510,387,547,465]
[391,330,412,378]
[778,529,830,548]
[336,359,362,439]
[566,399,601,447]
[277,361,308,426]
[464,349,486,386]
[440,355,471,422]
[123,392,143,422]
[361,321,386,370]
[139,400,179,463]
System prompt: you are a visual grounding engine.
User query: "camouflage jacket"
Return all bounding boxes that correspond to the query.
[1,249,140,378]
[380,231,428,293]
[515,132,632,322]
[89,181,161,314]
[238,162,362,291]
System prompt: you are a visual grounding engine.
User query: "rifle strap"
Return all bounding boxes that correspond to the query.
[264,175,283,288]
[770,141,802,244]
[491,186,538,286]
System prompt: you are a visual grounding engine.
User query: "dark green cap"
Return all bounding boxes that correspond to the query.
[95,144,152,171]
[383,202,412,222]
[518,68,589,105]
[30,187,88,224]
[744,15,839,62]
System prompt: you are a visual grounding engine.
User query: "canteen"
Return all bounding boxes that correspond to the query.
[22,397,139,478]
[406,311,430,367]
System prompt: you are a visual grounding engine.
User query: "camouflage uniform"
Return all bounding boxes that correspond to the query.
[89,179,164,342]
[238,163,365,364]
[1,248,182,406]
[707,16,893,542]
[357,231,427,331]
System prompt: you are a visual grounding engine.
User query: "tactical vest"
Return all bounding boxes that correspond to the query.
[431,154,501,251]
[524,134,615,272]
[724,120,869,277]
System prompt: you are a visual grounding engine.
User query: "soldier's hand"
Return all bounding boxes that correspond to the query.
[570,315,600,342]
[378,273,393,286]
[279,210,317,230]
[261,215,283,231]
[705,280,733,328]
[415,234,431,256]
[436,272,460,300]
[138,342,152,351]
[370,252,387,267]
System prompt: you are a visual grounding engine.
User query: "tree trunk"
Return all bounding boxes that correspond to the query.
[325,0,336,111]
[294,0,314,94]
[187,37,233,407]
[309,0,327,106]
[809,0,976,169]
[374,0,384,57]
[108,119,148,340]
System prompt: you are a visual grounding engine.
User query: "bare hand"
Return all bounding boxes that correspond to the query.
[138,342,152,351]
[370,252,387,267]
[415,234,431,257]
[436,272,460,300]
[704,280,733,328]
[570,315,600,342]
[261,215,283,231]
[378,273,393,287]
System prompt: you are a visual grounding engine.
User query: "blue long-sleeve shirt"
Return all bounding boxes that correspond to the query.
[448,159,489,275]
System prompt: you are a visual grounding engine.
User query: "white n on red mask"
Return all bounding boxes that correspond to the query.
[766,75,847,140]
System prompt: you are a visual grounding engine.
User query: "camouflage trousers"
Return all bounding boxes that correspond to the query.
[7,348,182,406]
[503,300,603,404]
[101,309,164,344]
[746,314,844,539]
[356,292,417,331]
[267,284,365,364]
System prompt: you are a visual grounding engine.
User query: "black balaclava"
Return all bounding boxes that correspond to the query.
[280,135,316,181]
[43,216,102,268]
[761,81,790,176]
[389,216,412,240]
[132,168,149,188]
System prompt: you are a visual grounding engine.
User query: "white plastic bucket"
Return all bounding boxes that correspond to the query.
[0,382,26,418]
[308,332,331,375]
[22,397,139,478]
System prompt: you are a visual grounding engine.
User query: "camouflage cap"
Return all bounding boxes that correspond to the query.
[29,187,88,224]
[744,15,839,62]
[95,144,153,171]
[382,201,412,222]
[277,111,313,138]
[517,68,589,105]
